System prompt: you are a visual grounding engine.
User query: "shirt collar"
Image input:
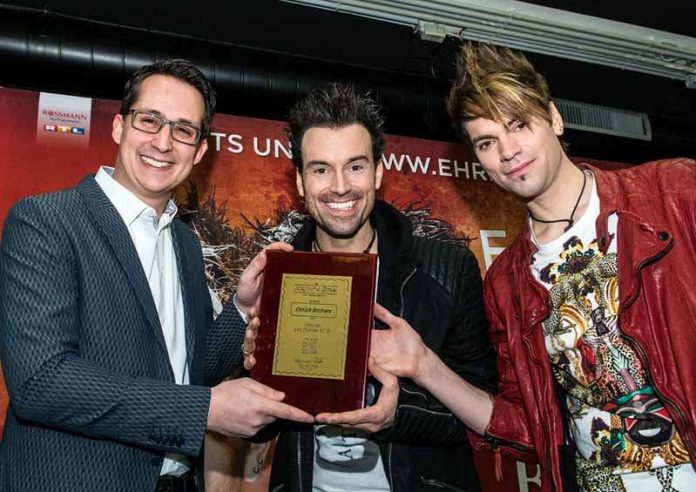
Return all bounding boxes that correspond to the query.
[94,166,178,228]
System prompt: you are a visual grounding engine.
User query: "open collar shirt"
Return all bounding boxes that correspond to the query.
[95,166,190,476]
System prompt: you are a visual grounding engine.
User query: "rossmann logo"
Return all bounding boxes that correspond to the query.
[42,109,88,120]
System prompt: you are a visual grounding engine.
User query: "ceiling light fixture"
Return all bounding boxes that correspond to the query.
[283,0,696,87]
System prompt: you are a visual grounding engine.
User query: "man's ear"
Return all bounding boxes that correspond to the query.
[193,139,208,166]
[112,114,124,144]
[375,161,384,190]
[549,102,564,136]
[295,168,305,198]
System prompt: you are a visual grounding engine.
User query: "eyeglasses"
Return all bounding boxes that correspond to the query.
[125,109,203,146]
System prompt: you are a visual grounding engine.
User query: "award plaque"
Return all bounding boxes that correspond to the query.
[253,250,378,413]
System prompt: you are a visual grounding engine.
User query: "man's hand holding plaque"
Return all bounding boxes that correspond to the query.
[236,242,295,316]
[244,309,398,434]
[314,357,398,433]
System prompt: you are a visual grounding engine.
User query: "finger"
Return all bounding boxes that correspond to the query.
[245,325,258,344]
[248,306,259,319]
[265,400,314,423]
[264,242,294,253]
[315,408,375,426]
[243,329,257,349]
[243,378,286,401]
[245,243,285,279]
[241,334,256,359]
[373,303,398,327]
[243,353,256,371]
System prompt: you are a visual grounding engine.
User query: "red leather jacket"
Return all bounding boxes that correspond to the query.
[472,158,696,491]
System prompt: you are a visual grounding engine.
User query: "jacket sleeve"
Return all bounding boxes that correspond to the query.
[376,246,497,445]
[466,271,537,462]
[0,198,210,458]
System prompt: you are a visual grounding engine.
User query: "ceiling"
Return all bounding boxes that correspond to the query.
[0,0,694,163]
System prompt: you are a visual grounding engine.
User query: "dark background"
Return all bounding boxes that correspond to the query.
[0,0,694,163]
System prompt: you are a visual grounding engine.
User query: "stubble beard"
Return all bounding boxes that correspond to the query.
[317,214,368,240]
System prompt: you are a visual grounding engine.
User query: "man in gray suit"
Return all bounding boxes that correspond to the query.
[0,59,312,491]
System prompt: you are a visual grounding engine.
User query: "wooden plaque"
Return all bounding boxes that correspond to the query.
[253,250,377,413]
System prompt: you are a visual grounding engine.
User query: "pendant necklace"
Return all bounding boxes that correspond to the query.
[530,171,587,233]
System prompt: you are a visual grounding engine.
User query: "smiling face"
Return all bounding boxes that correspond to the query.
[296,124,383,247]
[463,103,569,204]
[111,74,208,213]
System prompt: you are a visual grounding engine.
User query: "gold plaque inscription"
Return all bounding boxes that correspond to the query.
[272,274,351,380]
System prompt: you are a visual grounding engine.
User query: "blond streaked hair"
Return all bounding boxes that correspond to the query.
[447,43,553,138]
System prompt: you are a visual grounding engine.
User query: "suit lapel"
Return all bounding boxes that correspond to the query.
[77,175,168,353]
[171,221,197,370]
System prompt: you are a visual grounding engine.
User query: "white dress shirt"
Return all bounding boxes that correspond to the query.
[95,166,190,476]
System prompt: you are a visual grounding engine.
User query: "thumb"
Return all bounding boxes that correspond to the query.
[265,242,294,253]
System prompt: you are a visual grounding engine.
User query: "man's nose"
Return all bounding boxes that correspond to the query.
[151,123,174,152]
[330,171,350,194]
[499,134,522,162]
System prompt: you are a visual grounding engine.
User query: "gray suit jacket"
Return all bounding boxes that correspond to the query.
[0,175,245,491]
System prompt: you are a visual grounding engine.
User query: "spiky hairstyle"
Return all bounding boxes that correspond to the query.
[285,82,386,170]
[447,43,552,138]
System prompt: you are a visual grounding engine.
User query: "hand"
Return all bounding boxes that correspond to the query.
[242,309,259,371]
[370,303,429,381]
[236,242,293,316]
[207,378,313,438]
[314,358,398,433]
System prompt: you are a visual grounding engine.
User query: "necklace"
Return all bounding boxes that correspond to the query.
[530,170,587,233]
[313,227,377,254]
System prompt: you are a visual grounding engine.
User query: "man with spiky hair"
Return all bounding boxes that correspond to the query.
[0,59,312,491]
[366,43,696,491]
[236,82,496,491]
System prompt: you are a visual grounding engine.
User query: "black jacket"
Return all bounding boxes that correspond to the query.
[268,200,497,492]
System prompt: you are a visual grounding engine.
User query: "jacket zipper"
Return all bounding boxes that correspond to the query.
[622,331,694,456]
[620,236,673,311]
[484,432,536,453]
[398,267,417,317]
[382,267,416,492]
[514,261,562,490]
[420,476,466,491]
[386,441,394,491]
[618,237,694,455]
[296,432,304,492]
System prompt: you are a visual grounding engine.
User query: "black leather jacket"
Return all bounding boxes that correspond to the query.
[267,201,497,492]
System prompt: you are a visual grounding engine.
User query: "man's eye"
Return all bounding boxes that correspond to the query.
[350,164,364,172]
[174,126,195,138]
[139,116,160,126]
[477,141,492,151]
[313,167,327,175]
[513,121,527,131]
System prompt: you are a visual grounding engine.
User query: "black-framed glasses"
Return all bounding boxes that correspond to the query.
[125,109,203,146]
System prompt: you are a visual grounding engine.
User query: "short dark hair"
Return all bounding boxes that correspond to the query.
[285,83,386,170]
[119,59,217,139]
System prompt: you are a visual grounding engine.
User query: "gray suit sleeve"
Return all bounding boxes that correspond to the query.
[0,198,211,457]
